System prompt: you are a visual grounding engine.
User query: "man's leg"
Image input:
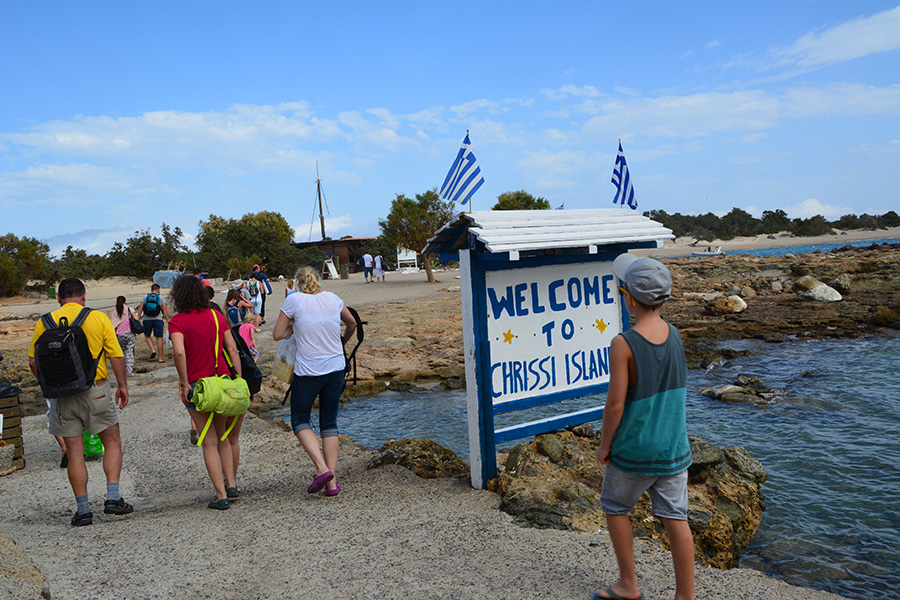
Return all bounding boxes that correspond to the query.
[156,335,164,361]
[63,434,88,496]
[144,334,154,355]
[597,513,642,600]
[661,517,695,600]
[96,424,123,486]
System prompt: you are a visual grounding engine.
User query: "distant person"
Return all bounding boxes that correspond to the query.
[273,266,356,497]
[138,283,170,362]
[246,274,263,330]
[193,268,213,289]
[362,252,374,283]
[29,278,133,526]
[374,251,385,283]
[224,289,252,328]
[251,264,272,324]
[238,312,260,363]
[285,279,297,297]
[168,274,243,509]
[594,255,693,600]
[205,285,222,315]
[108,296,139,376]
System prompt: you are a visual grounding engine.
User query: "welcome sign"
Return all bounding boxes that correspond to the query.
[484,261,621,404]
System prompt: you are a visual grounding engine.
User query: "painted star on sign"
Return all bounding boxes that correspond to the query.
[594,319,608,333]
[502,329,515,344]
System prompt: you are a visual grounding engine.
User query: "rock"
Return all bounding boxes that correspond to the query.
[872,306,900,328]
[682,292,723,302]
[565,423,594,437]
[491,431,765,569]
[699,384,744,399]
[366,438,469,478]
[728,285,741,296]
[0,535,50,600]
[706,295,747,315]
[689,437,726,468]
[828,273,852,294]
[792,275,842,302]
[724,446,767,484]
[537,434,565,463]
[719,392,761,403]
[739,286,756,298]
[770,280,783,293]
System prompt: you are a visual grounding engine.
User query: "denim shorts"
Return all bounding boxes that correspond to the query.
[600,464,688,520]
[289,369,345,437]
[143,319,164,338]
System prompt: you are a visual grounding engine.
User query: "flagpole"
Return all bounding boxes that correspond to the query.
[467,130,472,213]
[618,139,623,210]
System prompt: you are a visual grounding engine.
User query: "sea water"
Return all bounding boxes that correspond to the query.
[723,236,900,258]
[278,333,899,599]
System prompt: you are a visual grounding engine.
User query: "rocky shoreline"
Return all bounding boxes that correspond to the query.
[2,242,897,598]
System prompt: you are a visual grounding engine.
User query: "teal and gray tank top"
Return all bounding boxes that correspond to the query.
[609,323,691,476]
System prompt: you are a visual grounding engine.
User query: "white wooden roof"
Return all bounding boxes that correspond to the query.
[423,209,673,255]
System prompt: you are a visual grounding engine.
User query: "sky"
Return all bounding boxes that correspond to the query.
[1,1,898,257]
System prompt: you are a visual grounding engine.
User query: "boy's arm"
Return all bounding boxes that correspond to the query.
[136,301,144,319]
[596,334,633,464]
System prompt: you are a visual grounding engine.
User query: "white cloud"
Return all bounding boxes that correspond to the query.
[781,83,900,118]
[680,50,694,60]
[706,40,721,50]
[515,150,597,189]
[767,5,900,71]
[292,214,354,242]
[541,85,603,101]
[785,198,853,219]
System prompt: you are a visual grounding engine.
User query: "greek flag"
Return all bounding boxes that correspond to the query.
[555,203,565,210]
[611,141,637,210]
[440,133,484,205]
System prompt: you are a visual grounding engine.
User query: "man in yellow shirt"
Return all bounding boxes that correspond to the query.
[29,278,133,527]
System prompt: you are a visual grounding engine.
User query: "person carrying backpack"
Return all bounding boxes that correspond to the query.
[28,277,134,527]
[246,274,262,331]
[138,283,170,362]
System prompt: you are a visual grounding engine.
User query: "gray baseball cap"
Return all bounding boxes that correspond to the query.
[612,254,672,306]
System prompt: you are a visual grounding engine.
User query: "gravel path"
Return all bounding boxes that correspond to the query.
[1,362,848,600]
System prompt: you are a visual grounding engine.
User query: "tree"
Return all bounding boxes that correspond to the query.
[760,209,790,234]
[0,233,51,297]
[105,224,188,278]
[378,189,455,283]
[722,208,757,237]
[492,190,550,211]
[195,211,303,278]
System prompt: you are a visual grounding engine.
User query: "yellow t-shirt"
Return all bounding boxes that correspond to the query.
[28,303,124,382]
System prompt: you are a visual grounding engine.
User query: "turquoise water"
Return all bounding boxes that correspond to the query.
[724,236,900,258]
[275,332,900,599]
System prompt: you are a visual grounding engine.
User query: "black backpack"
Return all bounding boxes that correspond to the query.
[229,325,263,395]
[34,308,104,398]
[144,293,161,317]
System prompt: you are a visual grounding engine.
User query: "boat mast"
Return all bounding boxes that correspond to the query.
[316,161,326,240]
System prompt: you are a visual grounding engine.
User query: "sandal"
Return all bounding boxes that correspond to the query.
[207,498,230,510]
[226,487,240,500]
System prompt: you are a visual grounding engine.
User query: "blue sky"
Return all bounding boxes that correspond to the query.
[1,1,898,257]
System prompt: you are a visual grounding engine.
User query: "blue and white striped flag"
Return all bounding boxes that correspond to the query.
[555,203,565,210]
[440,132,484,205]
[611,141,637,210]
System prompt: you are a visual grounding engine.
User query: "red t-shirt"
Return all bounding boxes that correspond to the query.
[168,308,231,383]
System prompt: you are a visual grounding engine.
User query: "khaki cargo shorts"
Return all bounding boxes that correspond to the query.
[48,380,118,437]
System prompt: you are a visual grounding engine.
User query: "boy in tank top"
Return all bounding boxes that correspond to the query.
[594,254,694,600]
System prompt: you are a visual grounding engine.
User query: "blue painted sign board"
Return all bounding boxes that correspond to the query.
[460,247,638,488]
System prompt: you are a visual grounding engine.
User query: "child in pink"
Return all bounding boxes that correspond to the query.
[238,313,260,363]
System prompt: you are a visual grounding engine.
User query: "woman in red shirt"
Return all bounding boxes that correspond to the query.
[168,275,243,510]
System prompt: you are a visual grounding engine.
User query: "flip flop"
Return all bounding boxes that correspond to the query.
[593,589,643,600]
[307,470,333,494]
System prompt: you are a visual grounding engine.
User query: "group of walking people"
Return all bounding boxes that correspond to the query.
[31,264,357,521]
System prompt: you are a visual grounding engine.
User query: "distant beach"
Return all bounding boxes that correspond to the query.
[639,226,900,257]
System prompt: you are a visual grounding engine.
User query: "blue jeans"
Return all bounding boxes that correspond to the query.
[290,370,345,437]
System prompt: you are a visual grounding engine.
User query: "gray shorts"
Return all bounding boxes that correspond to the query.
[47,381,119,438]
[600,464,688,520]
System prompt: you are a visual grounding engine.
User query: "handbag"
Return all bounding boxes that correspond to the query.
[192,310,250,445]
[129,316,144,334]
